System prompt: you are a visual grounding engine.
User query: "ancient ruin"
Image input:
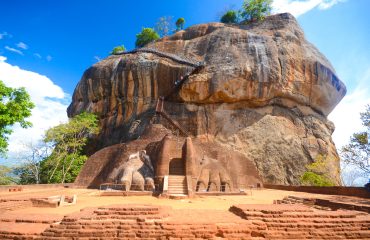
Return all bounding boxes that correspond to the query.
[69,13,346,197]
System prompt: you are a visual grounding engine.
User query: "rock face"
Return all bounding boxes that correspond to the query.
[69,13,346,185]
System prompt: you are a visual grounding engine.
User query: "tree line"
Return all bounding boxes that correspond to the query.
[0,80,99,184]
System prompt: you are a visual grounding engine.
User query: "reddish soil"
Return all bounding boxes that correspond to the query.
[0,187,369,239]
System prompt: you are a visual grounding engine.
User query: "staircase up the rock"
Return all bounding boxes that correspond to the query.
[168,175,188,195]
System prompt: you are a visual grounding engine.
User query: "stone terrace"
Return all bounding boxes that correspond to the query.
[0,187,369,239]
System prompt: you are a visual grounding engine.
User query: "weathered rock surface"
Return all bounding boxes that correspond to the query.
[68,13,346,185]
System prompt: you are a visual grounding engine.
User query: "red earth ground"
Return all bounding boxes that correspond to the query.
[0,187,369,239]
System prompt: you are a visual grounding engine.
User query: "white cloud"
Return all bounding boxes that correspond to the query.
[94,56,101,62]
[16,42,28,50]
[0,56,69,159]
[46,55,52,62]
[272,0,346,17]
[328,68,370,149]
[318,0,343,9]
[34,53,42,59]
[0,32,9,40]
[5,46,24,55]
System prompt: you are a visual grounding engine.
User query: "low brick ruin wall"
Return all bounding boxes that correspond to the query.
[0,183,74,192]
[1,204,369,239]
[264,184,370,198]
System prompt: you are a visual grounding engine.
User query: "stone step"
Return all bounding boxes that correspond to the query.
[168,176,186,179]
[94,210,160,216]
[169,180,186,183]
[168,191,187,194]
[243,212,358,219]
[168,186,187,189]
[168,187,187,190]
[168,189,187,192]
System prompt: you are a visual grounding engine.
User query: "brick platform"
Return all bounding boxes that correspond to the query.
[0,203,366,239]
[230,204,370,239]
[39,204,255,239]
[278,195,370,213]
[0,212,62,240]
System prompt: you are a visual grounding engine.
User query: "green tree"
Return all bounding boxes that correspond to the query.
[135,28,160,48]
[42,112,99,183]
[110,45,126,55]
[240,0,272,22]
[0,80,34,154]
[154,16,174,37]
[0,165,16,185]
[221,10,239,24]
[341,104,370,175]
[13,141,51,184]
[175,17,185,31]
[300,155,336,187]
[300,172,335,187]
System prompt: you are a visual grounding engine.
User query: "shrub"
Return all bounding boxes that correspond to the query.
[300,154,336,187]
[241,0,272,22]
[110,45,125,55]
[300,171,335,187]
[135,28,160,48]
[221,10,239,24]
[175,17,185,31]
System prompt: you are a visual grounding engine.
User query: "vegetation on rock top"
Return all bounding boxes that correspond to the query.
[110,45,126,55]
[135,28,160,48]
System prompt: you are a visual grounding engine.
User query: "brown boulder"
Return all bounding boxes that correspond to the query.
[69,13,345,185]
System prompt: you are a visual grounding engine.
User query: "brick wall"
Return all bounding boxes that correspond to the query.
[264,184,370,198]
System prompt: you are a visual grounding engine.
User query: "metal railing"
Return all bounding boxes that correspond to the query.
[99,183,160,192]
[113,47,205,68]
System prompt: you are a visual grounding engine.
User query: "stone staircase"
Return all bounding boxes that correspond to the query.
[168,157,188,196]
[168,175,188,196]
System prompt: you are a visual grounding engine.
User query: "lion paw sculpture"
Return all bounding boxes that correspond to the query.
[196,156,232,192]
[118,150,155,191]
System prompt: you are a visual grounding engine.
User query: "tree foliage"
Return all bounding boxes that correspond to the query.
[300,155,336,187]
[341,104,370,175]
[110,45,125,55]
[0,165,15,185]
[13,141,51,184]
[241,0,272,22]
[221,10,239,24]
[41,112,99,183]
[135,28,160,48]
[301,171,335,187]
[0,80,34,154]
[154,16,174,37]
[175,17,185,31]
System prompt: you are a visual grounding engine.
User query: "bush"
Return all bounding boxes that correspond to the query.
[110,45,125,55]
[241,0,272,22]
[175,17,185,31]
[300,171,335,187]
[135,28,160,48]
[221,10,238,24]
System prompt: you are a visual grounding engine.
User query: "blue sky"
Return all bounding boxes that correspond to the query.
[0,0,369,167]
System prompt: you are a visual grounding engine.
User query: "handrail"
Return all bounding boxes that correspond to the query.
[113,47,205,68]
[99,183,159,191]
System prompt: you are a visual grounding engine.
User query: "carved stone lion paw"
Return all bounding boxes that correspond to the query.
[119,150,155,191]
[196,156,232,192]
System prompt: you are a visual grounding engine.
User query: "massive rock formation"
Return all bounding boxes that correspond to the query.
[69,13,346,186]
